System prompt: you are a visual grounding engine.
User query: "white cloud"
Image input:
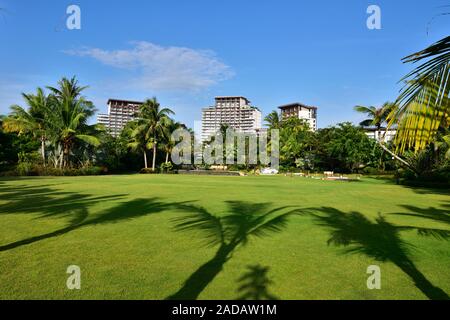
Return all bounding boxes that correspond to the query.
[65,42,234,91]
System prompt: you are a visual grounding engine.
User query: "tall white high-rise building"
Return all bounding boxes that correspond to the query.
[97,99,143,137]
[279,102,318,131]
[201,96,262,142]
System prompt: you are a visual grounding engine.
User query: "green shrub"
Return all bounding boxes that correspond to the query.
[399,166,450,188]
[16,162,35,176]
[178,170,240,176]
[81,166,106,176]
[40,167,64,176]
[7,165,107,177]
[362,167,394,175]
[160,162,174,173]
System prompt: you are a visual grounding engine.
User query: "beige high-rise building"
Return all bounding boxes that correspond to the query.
[279,102,318,131]
[97,99,143,137]
[201,96,262,142]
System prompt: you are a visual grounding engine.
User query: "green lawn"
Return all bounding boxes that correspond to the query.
[0,175,449,300]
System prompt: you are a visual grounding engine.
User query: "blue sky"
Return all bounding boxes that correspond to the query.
[0,0,448,128]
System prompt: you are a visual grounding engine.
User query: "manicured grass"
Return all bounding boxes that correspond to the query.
[0,175,449,300]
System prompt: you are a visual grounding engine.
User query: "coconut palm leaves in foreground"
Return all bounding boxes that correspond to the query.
[389,36,450,153]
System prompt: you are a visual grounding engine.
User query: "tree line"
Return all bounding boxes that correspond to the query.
[0,77,184,175]
[0,35,448,183]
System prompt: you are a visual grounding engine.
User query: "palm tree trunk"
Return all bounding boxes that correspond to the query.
[40,137,46,167]
[165,151,169,164]
[152,143,157,171]
[144,151,148,169]
[59,150,64,169]
[378,141,418,174]
[64,150,70,168]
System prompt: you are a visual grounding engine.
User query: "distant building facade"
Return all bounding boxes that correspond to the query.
[97,99,143,137]
[201,96,262,142]
[364,127,397,143]
[278,102,318,131]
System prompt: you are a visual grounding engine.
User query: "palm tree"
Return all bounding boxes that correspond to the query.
[127,121,150,169]
[134,97,174,171]
[353,103,417,170]
[354,102,395,130]
[161,121,185,164]
[388,36,450,153]
[3,88,51,165]
[264,111,281,129]
[46,77,100,168]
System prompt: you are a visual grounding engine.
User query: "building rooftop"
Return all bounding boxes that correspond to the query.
[278,102,318,110]
[107,98,144,105]
[215,96,251,103]
[215,96,249,99]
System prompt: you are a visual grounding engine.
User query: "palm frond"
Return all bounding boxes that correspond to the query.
[354,105,376,115]
[75,134,100,147]
[359,119,374,127]
[390,36,450,152]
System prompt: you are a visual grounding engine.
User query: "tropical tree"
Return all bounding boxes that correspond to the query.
[264,111,281,129]
[279,117,313,170]
[127,121,151,169]
[161,120,185,164]
[315,123,376,173]
[0,115,40,168]
[388,36,450,153]
[46,77,100,168]
[133,97,174,171]
[2,88,51,165]
[354,102,395,130]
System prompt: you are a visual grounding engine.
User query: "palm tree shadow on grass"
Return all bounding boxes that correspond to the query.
[392,203,450,228]
[0,182,120,217]
[166,201,301,300]
[0,183,189,252]
[309,207,450,300]
[236,264,278,300]
[0,182,69,205]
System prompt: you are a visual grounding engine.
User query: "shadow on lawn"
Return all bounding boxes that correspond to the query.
[0,183,188,252]
[407,186,450,196]
[0,182,127,226]
[309,207,450,300]
[392,202,450,228]
[0,182,68,204]
[166,201,301,300]
[236,264,278,300]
